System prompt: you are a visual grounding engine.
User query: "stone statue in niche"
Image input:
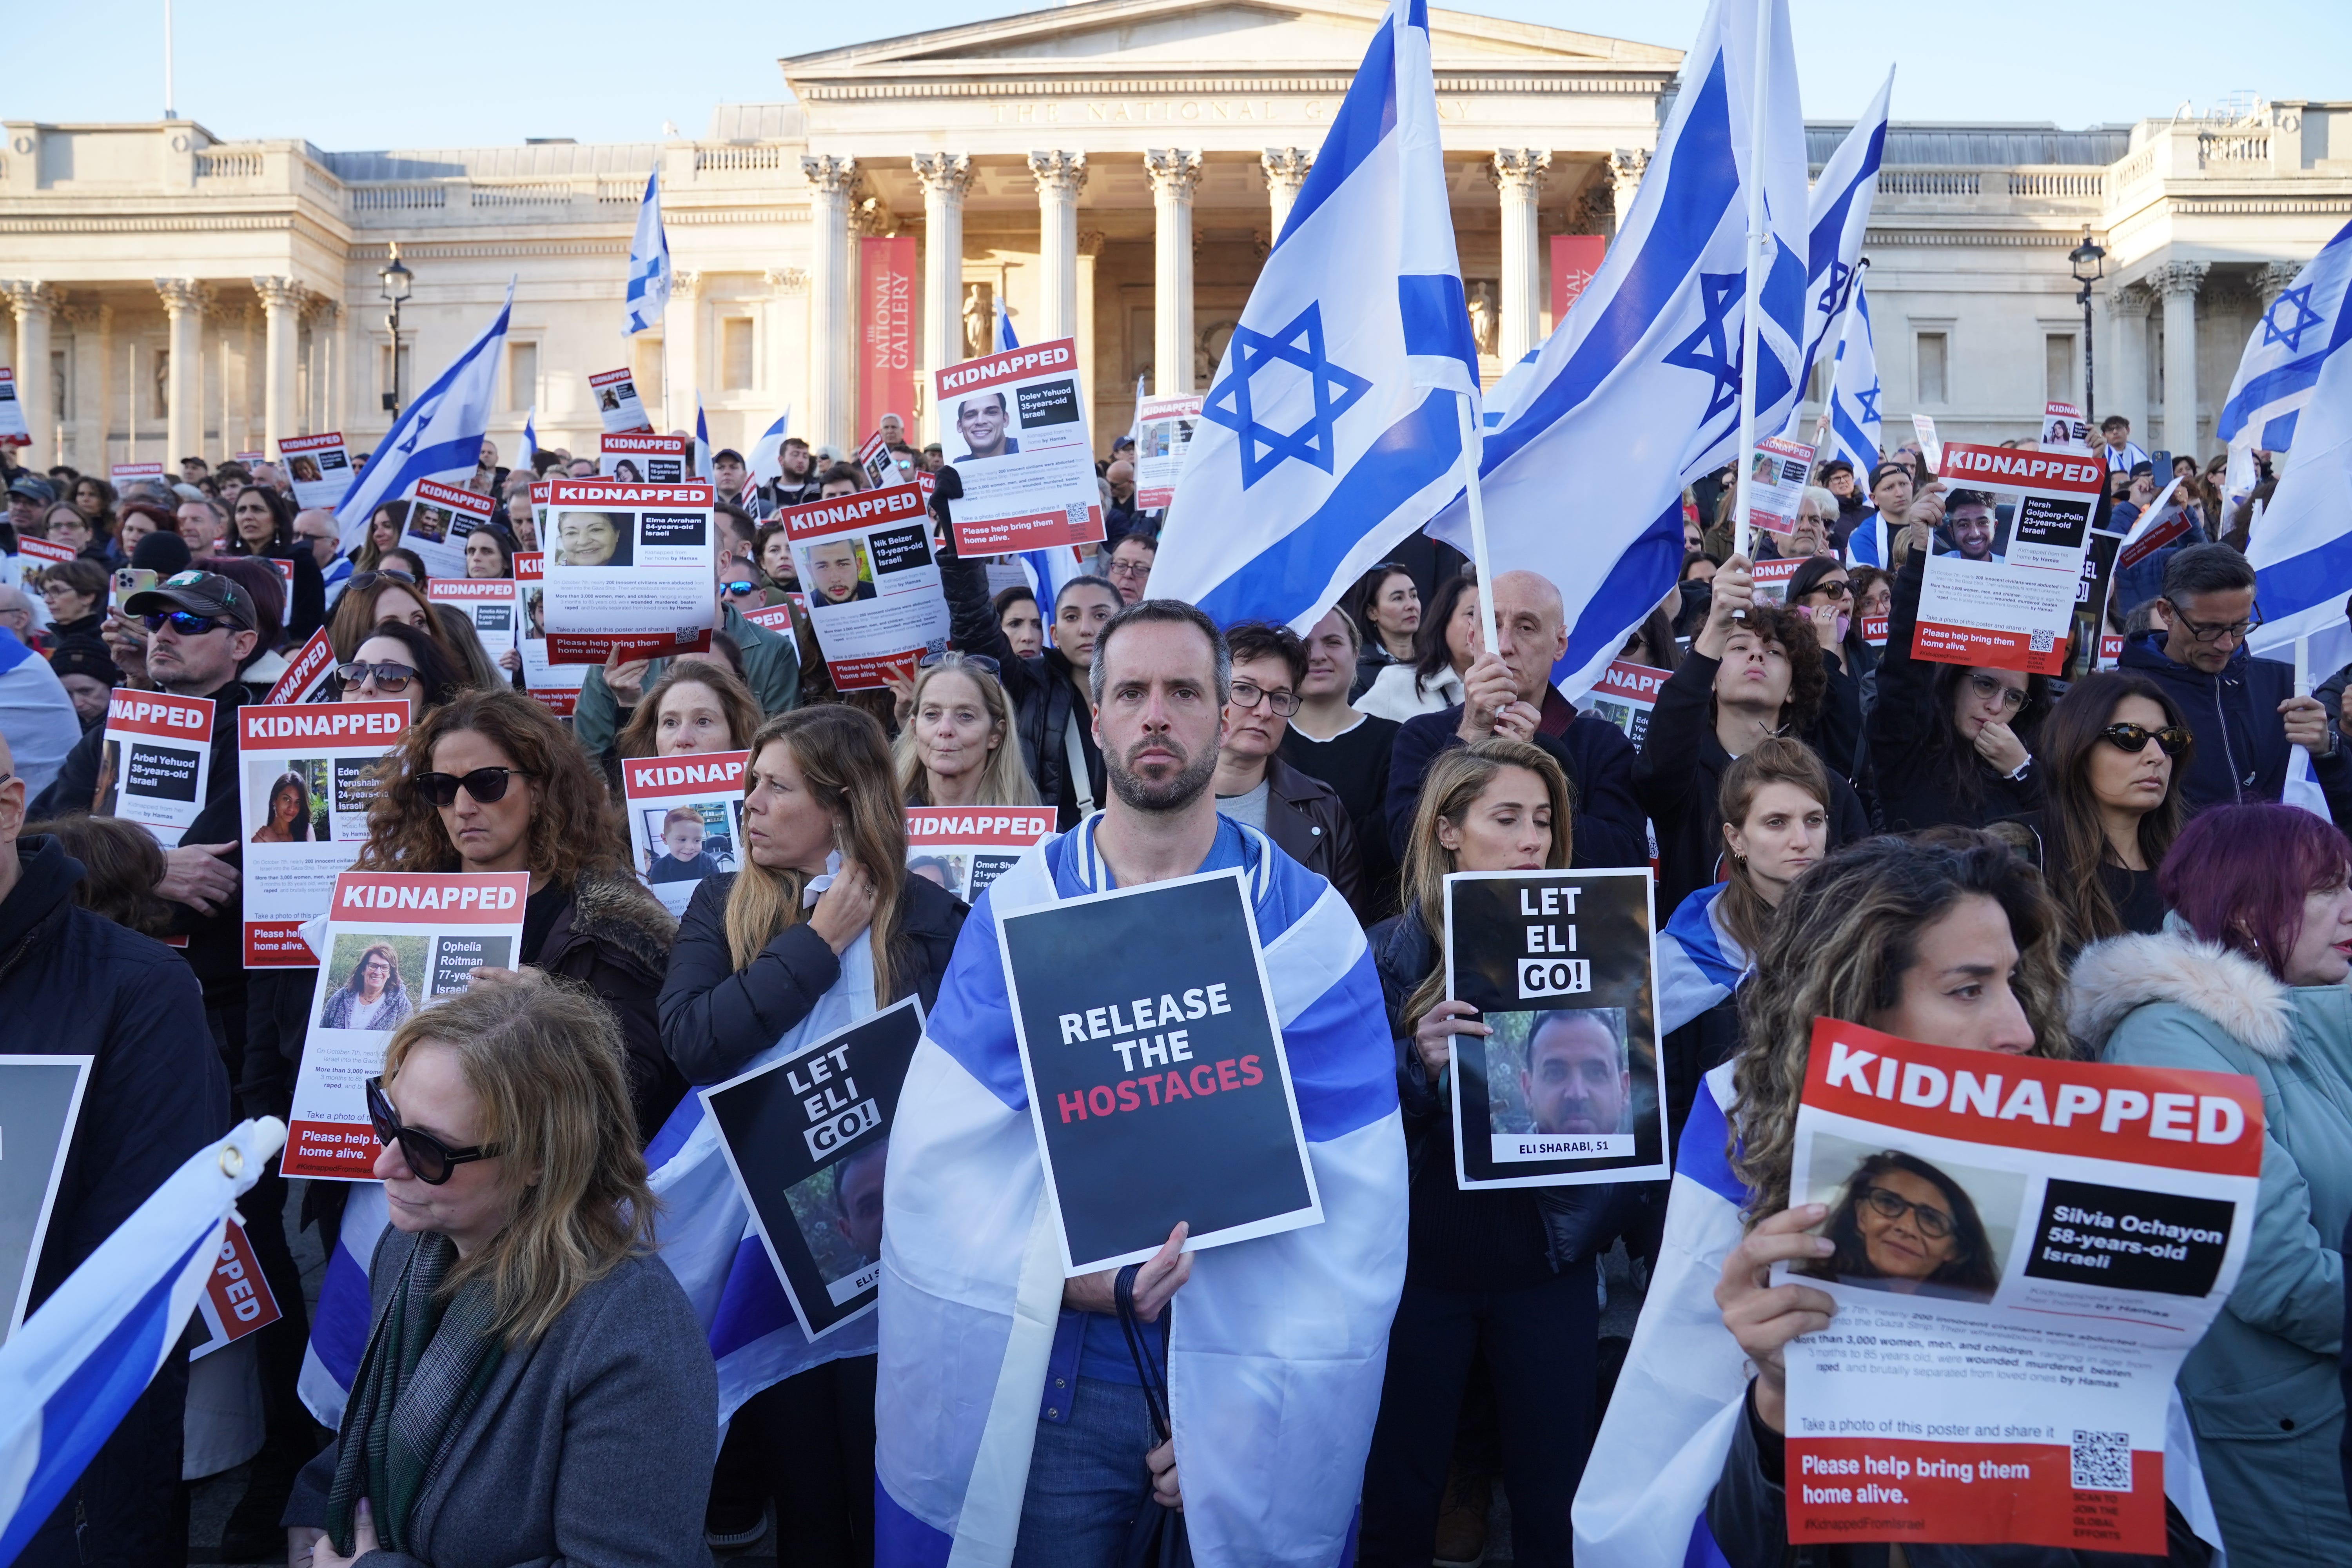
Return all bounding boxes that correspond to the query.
[963,285,991,361]
[1466,282,1499,358]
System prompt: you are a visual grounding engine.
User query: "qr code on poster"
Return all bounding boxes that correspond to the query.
[1065,503,1091,530]
[2071,1429,2131,1491]
[2029,628,2055,654]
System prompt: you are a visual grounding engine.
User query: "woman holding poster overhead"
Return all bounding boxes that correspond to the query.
[359,689,684,1142]
[1360,737,1599,1568]
[656,703,967,1560]
[2073,804,2352,1567]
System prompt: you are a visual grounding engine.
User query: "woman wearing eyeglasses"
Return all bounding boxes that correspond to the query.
[2072,804,2352,1567]
[316,941,410,1029]
[1995,672,2191,957]
[1780,555,1866,779]
[358,689,686,1143]
[284,978,717,1568]
[1867,517,2051,833]
[893,652,1038,809]
[657,705,967,1557]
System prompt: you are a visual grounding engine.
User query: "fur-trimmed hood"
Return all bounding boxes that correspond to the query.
[552,867,679,976]
[2068,929,2295,1062]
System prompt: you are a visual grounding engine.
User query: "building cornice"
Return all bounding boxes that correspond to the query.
[796,73,1668,100]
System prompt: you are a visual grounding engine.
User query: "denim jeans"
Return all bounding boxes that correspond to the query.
[1011,1376,1157,1568]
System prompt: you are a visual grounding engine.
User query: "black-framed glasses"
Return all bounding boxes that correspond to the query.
[919,650,1000,676]
[1106,558,1152,580]
[1228,679,1301,717]
[143,610,233,637]
[1964,671,2029,713]
[1860,1184,1954,1240]
[336,660,417,693]
[412,766,532,807]
[2164,599,2263,644]
[2100,722,2192,757]
[366,1076,501,1185]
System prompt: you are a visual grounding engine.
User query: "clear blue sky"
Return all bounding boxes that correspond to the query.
[13,0,2347,149]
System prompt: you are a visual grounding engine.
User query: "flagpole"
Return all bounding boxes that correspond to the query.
[1731,0,1772,566]
[1459,393,1501,654]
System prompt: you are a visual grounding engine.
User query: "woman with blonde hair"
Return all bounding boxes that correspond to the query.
[605,660,764,791]
[1361,738,1602,1568]
[893,651,1039,808]
[658,703,967,1556]
[284,976,716,1568]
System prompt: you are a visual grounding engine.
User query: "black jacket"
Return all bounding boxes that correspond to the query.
[2118,629,2352,815]
[532,869,685,1143]
[937,526,1102,829]
[1385,691,1649,871]
[1252,755,1367,921]
[658,871,968,1087]
[1632,649,1872,920]
[1867,548,2045,835]
[3,834,229,1568]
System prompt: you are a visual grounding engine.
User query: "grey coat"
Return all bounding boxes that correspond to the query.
[285,1225,718,1568]
[2073,928,2352,1568]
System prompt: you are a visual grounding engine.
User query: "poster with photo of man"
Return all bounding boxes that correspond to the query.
[702,998,927,1339]
[777,485,949,691]
[589,367,652,435]
[931,338,1104,555]
[1912,443,2102,677]
[399,477,496,581]
[1443,868,1669,1189]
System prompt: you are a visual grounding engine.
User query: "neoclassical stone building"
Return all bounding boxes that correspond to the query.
[3,0,2348,475]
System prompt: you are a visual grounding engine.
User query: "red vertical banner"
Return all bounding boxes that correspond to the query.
[859,236,918,443]
[1549,235,1606,330]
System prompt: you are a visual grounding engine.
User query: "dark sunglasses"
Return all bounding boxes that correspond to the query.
[2100,722,2192,757]
[919,650,1000,675]
[367,1076,501,1185]
[719,576,761,597]
[143,610,234,636]
[336,660,417,693]
[412,766,532,807]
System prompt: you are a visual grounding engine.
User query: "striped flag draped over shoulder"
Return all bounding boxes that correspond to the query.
[330,283,514,556]
[1655,882,1750,1036]
[875,817,1406,1568]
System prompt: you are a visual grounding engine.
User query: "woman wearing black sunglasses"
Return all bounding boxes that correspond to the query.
[358,688,685,1143]
[1996,670,2192,957]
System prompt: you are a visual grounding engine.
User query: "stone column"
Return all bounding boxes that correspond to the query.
[2104,283,2151,447]
[1076,230,1105,410]
[800,155,858,454]
[1261,148,1314,243]
[62,303,109,472]
[2149,261,2208,456]
[668,270,702,429]
[912,152,975,444]
[155,279,210,466]
[253,276,305,454]
[1606,149,1651,241]
[1145,150,1203,394]
[1490,150,1550,362]
[2,281,60,466]
[1029,152,1087,344]
[2254,260,2305,312]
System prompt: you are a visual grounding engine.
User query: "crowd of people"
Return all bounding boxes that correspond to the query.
[4,405,2352,1568]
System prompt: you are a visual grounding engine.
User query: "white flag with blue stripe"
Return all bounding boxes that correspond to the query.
[1428,0,1808,698]
[331,282,514,555]
[1150,0,1480,635]
[2219,217,2352,464]
[693,394,711,480]
[519,407,537,471]
[2249,329,2352,693]
[623,169,672,338]
[1,1118,283,1560]
[1826,278,1884,487]
[1654,883,1750,1036]
[1786,71,1891,428]
[995,297,1020,352]
[875,817,1406,1567]
[747,409,791,487]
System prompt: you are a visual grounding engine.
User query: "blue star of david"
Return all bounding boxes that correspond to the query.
[2262,284,2324,352]
[1200,303,1373,489]
[1662,272,1746,425]
[1853,379,1882,424]
[1815,259,1853,319]
[395,390,444,457]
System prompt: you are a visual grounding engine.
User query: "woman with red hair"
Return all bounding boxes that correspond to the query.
[2070,803,2352,1568]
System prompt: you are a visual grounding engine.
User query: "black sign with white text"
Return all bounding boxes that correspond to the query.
[999,869,1321,1274]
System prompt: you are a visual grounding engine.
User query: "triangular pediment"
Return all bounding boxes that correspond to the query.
[783,0,1681,86]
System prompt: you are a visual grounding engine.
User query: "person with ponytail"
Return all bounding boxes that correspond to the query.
[654,703,967,1557]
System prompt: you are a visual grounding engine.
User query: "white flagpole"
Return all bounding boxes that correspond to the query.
[1730,0,1772,567]
[1459,393,1500,653]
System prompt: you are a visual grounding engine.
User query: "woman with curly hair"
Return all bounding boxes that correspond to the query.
[1576,834,2223,1565]
[358,688,684,1141]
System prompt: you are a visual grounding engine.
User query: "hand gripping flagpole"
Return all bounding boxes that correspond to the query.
[1459,392,1501,654]
[1730,0,1773,573]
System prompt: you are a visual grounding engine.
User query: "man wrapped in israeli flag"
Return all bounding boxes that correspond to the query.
[875,598,1406,1566]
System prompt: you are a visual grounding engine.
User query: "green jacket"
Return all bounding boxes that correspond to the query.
[2074,926,2352,1568]
[572,602,800,759]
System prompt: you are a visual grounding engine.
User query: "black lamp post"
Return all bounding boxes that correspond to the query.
[2070,229,2107,424]
[379,242,413,417]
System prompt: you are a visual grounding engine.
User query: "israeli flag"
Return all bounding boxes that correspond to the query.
[1017,545,1087,613]
[519,407,537,471]
[1654,883,1750,1035]
[1825,277,1884,483]
[623,169,672,338]
[1573,1065,2225,1566]
[875,817,1406,1567]
[2249,335,2352,690]
[995,297,1020,352]
[1786,70,1891,425]
[295,1183,386,1427]
[1428,0,1809,699]
[1,1119,284,1559]
[693,394,711,480]
[2218,217,2352,464]
[747,408,791,488]
[331,281,514,555]
[1482,344,1542,432]
[1150,0,1481,634]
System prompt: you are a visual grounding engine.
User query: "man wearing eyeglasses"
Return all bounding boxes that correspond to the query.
[1210,622,1366,917]
[1104,532,1156,607]
[0,728,229,1567]
[2118,542,2350,813]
